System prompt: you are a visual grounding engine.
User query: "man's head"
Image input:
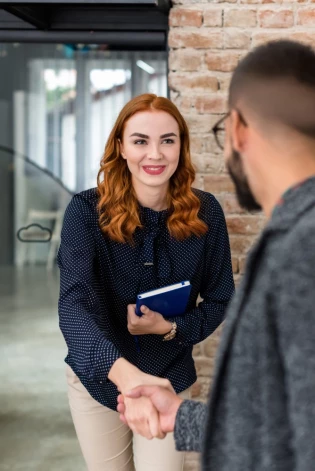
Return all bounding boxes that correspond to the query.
[215,40,315,214]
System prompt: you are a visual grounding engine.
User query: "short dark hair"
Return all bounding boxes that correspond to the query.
[230,40,315,104]
[229,40,315,137]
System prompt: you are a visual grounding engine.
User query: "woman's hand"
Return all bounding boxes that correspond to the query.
[127,304,172,336]
[108,359,174,439]
[118,386,183,436]
[108,358,175,395]
[123,396,166,440]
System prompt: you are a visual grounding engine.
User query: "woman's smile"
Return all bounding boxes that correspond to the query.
[142,165,166,175]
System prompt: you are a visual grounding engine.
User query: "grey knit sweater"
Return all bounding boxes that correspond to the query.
[174,177,315,471]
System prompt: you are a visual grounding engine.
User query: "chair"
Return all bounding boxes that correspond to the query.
[20,209,63,270]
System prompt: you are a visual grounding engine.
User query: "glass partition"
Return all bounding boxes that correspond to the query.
[0,42,168,471]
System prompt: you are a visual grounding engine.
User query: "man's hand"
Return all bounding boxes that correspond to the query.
[117,386,183,436]
[123,396,166,440]
[127,304,172,336]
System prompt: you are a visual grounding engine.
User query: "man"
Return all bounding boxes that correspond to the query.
[118,40,315,470]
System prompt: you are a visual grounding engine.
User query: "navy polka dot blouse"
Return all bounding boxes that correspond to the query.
[57,188,235,411]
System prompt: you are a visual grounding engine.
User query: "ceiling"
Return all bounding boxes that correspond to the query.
[0,1,171,49]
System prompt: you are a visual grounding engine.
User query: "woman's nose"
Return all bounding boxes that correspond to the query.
[147,145,162,160]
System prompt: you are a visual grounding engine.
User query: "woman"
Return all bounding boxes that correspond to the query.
[58,93,234,471]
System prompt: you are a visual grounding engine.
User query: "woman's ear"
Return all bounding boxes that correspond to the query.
[118,138,126,159]
[230,109,247,153]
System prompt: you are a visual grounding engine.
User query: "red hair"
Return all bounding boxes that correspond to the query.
[97,93,207,243]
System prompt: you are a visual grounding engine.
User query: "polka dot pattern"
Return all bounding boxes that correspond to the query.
[57,188,235,411]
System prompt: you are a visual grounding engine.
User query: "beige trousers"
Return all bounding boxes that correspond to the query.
[66,365,190,471]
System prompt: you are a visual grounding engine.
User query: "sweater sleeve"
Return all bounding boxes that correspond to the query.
[57,195,121,383]
[174,198,235,345]
[276,223,315,471]
[174,400,208,452]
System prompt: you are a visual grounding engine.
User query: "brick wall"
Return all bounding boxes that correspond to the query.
[168,2,315,469]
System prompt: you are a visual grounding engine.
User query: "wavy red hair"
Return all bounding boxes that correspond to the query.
[97,93,207,243]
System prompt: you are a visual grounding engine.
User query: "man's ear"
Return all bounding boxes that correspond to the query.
[230,109,247,153]
[118,139,126,159]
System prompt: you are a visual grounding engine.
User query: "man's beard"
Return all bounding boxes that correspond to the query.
[226,149,262,212]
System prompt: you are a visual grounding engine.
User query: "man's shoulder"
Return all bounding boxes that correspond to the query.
[270,203,315,274]
[284,203,315,253]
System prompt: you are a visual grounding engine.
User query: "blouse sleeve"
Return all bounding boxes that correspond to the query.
[174,197,235,346]
[57,195,122,383]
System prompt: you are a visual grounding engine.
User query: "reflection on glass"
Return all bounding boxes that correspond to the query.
[0,43,167,267]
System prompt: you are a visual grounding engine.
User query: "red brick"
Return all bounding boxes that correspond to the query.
[206,51,241,72]
[224,9,257,27]
[204,339,220,358]
[219,74,233,92]
[190,135,204,154]
[203,8,223,27]
[169,8,203,27]
[252,31,288,47]
[186,115,219,134]
[204,174,235,193]
[224,30,251,49]
[191,381,202,398]
[193,154,226,174]
[193,343,202,356]
[192,154,207,173]
[226,215,265,235]
[229,235,255,255]
[195,357,215,377]
[169,73,218,92]
[172,0,236,3]
[171,94,192,113]
[291,32,315,45]
[194,94,227,113]
[169,30,223,49]
[297,8,315,26]
[241,0,298,3]
[204,133,226,155]
[232,256,239,273]
[223,194,246,214]
[169,49,203,72]
[259,9,294,28]
[193,174,204,190]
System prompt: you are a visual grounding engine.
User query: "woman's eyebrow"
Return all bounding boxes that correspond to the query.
[160,132,177,138]
[130,132,149,138]
[129,132,178,139]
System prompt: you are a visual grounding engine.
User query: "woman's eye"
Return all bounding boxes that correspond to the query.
[162,139,175,144]
[134,139,147,145]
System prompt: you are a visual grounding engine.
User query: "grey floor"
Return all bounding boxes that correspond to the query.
[0,266,85,471]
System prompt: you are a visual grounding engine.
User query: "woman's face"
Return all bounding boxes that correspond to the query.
[119,110,181,193]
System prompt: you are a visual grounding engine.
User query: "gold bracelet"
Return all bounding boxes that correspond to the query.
[163,321,177,341]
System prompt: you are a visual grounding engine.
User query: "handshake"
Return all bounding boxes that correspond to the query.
[116,381,184,440]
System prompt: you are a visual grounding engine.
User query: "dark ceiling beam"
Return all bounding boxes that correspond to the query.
[155,0,170,14]
[0,8,35,28]
[49,7,168,31]
[0,29,166,48]
[0,0,170,5]
[3,6,50,29]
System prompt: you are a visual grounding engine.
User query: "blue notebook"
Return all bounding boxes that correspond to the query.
[135,281,191,317]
